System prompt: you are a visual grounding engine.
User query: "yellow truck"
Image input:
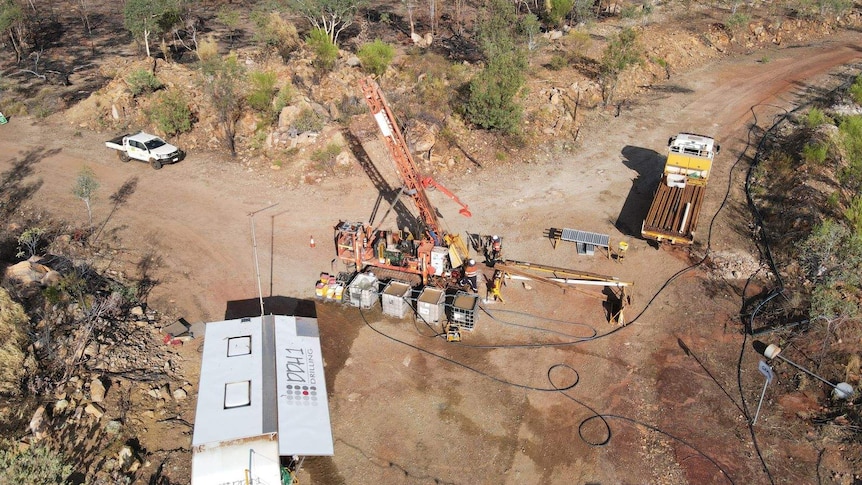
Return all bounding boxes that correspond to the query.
[641,133,719,245]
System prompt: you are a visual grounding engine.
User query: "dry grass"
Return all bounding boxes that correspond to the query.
[0,287,27,396]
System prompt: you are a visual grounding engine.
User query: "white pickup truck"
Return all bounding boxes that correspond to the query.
[105,132,185,169]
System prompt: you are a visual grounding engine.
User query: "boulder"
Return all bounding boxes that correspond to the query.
[4,260,51,287]
[105,420,122,435]
[90,377,106,403]
[54,399,70,414]
[41,270,61,286]
[278,105,302,129]
[85,403,105,419]
[411,32,433,48]
[405,119,437,155]
[117,446,134,469]
[172,388,188,401]
[328,101,340,121]
[29,405,47,440]
[336,151,353,167]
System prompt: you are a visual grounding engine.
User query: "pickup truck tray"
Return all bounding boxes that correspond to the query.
[105,134,129,150]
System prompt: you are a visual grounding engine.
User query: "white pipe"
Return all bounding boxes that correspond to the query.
[679,202,691,234]
[507,275,632,287]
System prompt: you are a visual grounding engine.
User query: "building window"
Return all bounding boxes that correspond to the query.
[224,381,251,408]
[227,336,252,357]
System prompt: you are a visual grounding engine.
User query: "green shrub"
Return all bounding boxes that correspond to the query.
[850,75,862,105]
[16,226,45,258]
[357,39,395,77]
[216,6,240,44]
[805,107,832,128]
[620,4,642,19]
[465,0,526,133]
[126,68,162,96]
[802,142,828,164]
[311,143,343,173]
[465,62,524,133]
[547,54,567,71]
[306,28,338,71]
[725,12,750,34]
[0,442,72,483]
[572,0,596,24]
[546,0,574,27]
[845,195,862,237]
[274,84,294,113]
[146,89,192,136]
[248,71,278,113]
[839,115,862,188]
[293,108,325,133]
[810,281,860,321]
[251,7,300,57]
[0,288,27,396]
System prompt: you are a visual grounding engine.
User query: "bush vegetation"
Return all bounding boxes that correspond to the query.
[251,9,300,58]
[306,27,338,71]
[805,107,832,128]
[248,71,278,113]
[724,12,750,34]
[293,108,325,133]
[801,219,862,322]
[850,75,862,105]
[545,0,574,27]
[274,84,294,114]
[357,40,395,77]
[599,27,643,104]
[16,226,45,258]
[463,0,527,133]
[146,89,193,136]
[838,115,862,189]
[311,143,343,173]
[748,76,862,363]
[199,53,246,156]
[126,69,162,97]
[0,441,72,483]
[802,142,828,164]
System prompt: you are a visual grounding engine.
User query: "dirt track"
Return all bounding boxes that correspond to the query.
[2,33,861,484]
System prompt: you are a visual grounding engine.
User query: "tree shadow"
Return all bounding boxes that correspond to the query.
[92,176,139,243]
[615,145,663,238]
[0,147,57,218]
[136,250,163,303]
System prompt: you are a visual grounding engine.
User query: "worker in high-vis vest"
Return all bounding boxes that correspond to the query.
[490,235,502,261]
[464,259,479,292]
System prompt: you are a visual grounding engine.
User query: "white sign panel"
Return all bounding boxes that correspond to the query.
[275,319,334,456]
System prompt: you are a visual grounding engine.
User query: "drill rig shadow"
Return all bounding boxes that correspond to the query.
[335,77,471,286]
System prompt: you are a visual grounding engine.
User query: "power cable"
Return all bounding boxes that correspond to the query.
[337,65,862,483]
[356,300,736,483]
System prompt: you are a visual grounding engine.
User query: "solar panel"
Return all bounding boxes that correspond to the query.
[559,228,610,248]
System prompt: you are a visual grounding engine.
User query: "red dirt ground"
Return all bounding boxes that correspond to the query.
[1,32,861,484]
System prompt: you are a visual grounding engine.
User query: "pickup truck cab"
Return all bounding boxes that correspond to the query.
[105,132,185,169]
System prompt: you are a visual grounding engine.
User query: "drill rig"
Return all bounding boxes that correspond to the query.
[335,77,471,283]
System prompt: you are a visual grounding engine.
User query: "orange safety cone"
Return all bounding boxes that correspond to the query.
[309,235,316,248]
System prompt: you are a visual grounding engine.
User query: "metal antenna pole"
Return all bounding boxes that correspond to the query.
[752,360,774,425]
[249,203,279,317]
[752,377,769,425]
